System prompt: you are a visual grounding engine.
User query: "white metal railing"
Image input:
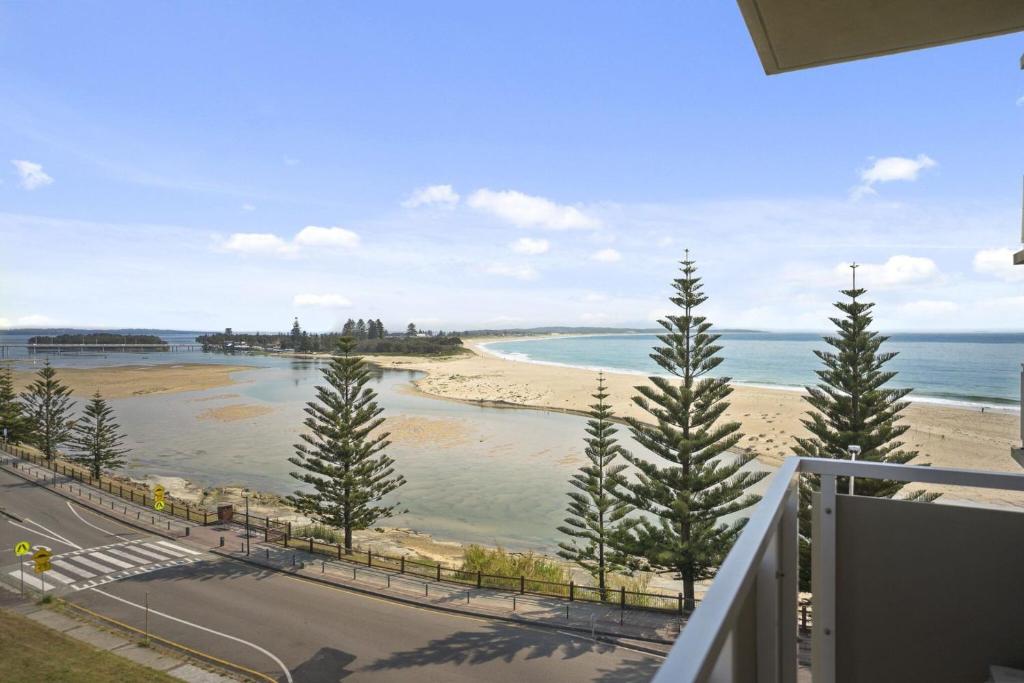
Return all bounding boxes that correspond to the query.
[653,457,1024,683]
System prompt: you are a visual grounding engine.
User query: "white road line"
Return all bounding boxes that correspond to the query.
[153,540,201,556]
[8,571,48,592]
[41,568,74,584]
[66,502,130,541]
[91,588,293,683]
[51,560,95,579]
[22,518,83,550]
[123,545,173,562]
[66,555,120,575]
[88,552,133,569]
[103,547,154,566]
[6,520,81,551]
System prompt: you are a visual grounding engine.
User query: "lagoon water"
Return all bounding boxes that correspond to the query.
[485,332,1024,408]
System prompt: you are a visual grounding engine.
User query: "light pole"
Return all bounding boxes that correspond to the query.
[847,444,861,495]
[242,489,251,556]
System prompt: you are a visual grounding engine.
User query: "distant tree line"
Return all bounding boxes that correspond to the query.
[27,333,168,346]
[197,318,465,356]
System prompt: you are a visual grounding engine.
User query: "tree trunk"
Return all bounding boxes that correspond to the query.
[344,526,352,553]
[683,576,696,613]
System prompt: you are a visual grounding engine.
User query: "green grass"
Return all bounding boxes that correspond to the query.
[294,522,345,546]
[460,544,569,591]
[0,609,179,683]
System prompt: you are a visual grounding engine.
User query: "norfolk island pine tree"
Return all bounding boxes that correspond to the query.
[70,392,130,479]
[792,266,936,590]
[557,372,633,600]
[21,361,76,460]
[0,366,33,444]
[618,251,767,612]
[287,337,406,550]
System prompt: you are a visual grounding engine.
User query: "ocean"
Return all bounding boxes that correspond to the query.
[483,332,1024,409]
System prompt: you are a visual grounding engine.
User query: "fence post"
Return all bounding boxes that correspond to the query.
[620,586,625,611]
[309,537,313,553]
[337,543,341,560]
[569,581,574,602]
[400,556,405,574]
[367,550,372,567]
[678,592,683,615]
[477,571,482,589]
[436,563,441,581]
[520,576,525,594]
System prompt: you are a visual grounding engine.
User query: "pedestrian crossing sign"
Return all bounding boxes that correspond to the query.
[154,500,165,511]
[14,540,30,556]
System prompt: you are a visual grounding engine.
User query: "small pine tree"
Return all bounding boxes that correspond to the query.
[290,318,302,349]
[355,319,367,340]
[619,252,767,611]
[70,392,130,479]
[792,265,936,590]
[367,320,378,340]
[0,366,32,444]
[557,373,633,599]
[21,362,76,460]
[406,323,417,337]
[376,319,386,338]
[288,338,407,549]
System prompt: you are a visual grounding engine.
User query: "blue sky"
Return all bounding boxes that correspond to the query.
[2,2,1022,332]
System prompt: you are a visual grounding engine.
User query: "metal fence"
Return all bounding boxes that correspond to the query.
[0,442,215,525]
[1,441,693,614]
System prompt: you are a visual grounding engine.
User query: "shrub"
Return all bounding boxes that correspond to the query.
[459,544,569,593]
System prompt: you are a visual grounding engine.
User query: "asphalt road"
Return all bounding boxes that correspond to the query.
[0,466,661,682]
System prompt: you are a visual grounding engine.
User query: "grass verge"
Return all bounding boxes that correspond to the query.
[0,608,179,683]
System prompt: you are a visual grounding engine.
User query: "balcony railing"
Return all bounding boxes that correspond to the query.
[654,457,1024,683]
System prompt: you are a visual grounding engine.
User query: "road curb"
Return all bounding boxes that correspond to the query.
[210,548,674,656]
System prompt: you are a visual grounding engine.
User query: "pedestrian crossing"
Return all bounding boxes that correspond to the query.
[7,539,202,593]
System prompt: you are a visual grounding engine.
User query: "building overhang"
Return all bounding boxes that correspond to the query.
[1015,249,1024,266]
[736,0,1024,74]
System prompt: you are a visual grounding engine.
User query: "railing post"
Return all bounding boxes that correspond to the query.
[477,571,482,589]
[436,563,441,581]
[812,473,837,683]
[520,576,525,594]
[309,537,313,553]
[401,556,405,574]
[367,550,372,567]
[779,475,800,682]
[620,586,625,610]
[569,581,574,601]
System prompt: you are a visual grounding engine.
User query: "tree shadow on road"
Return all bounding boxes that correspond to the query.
[117,556,280,585]
[360,622,620,674]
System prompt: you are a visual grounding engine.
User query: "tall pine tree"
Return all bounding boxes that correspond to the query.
[21,362,76,460]
[70,392,130,479]
[288,337,406,549]
[557,373,633,599]
[0,366,32,444]
[290,317,303,350]
[619,252,767,611]
[792,264,936,590]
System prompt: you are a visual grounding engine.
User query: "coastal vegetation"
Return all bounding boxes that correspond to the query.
[21,362,76,460]
[198,318,466,356]
[26,332,168,347]
[557,372,632,599]
[792,273,937,589]
[616,252,768,612]
[288,337,407,550]
[70,392,131,479]
[460,544,569,588]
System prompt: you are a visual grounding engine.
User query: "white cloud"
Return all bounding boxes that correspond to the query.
[1017,95,1024,107]
[223,232,296,255]
[582,292,607,302]
[11,160,54,190]
[852,154,936,199]
[900,300,959,316]
[973,247,1024,282]
[293,293,353,308]
[591,248,622,263]
[833,255,938,288]
[284,157,300,166]
[241,203,256,212]
[294,225,360,249]
[511,237,550,255]
[485,263,539,280]
[0,314,58,328]
[403,184,460,208]
[579,312,611,323]
[467,189,599,230]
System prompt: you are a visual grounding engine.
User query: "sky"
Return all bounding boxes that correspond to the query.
[1,2,1023,333]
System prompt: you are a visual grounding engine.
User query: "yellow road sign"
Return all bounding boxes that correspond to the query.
[154,500,165,511]
[154,484,166,497]
[14,541,30,556]
[32,547,52,573]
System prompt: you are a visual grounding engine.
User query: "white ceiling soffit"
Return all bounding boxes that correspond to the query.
[737,0,1024,74]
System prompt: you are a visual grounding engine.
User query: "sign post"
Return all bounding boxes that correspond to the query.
[154,484,166,512]
[14,541,30,595]
[32,546,52,594]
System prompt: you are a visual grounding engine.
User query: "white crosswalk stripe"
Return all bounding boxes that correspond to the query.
[4,539,202,594]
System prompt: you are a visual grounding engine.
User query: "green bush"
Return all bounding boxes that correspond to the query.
[459,545,569,592]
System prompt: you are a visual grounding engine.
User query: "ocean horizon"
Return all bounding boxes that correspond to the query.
[482,332,1024,410]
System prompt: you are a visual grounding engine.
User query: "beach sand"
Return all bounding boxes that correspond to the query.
[11,363,255,399]
[366,338,1024,507]
[196,403,274,422]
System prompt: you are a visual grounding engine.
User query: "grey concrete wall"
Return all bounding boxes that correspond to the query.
[832,494,1024,682]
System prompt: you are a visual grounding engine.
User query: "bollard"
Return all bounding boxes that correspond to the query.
[219,536,224,547]
[387,575,391,588]
[367,550,372,567]
[137,511,140,520]
[185,527,190,537]
[292,554,296,566]
[467,591,470,604]
[151,516,155,524]
[322,561,325,574]
[167,521,171,530]
[566,604,569,621]
[241,542,245,551]
[513,596,516,611]
[400,556,405,574]
[425,583,429,597]
[124,506,127,514]
[265,548,270,560]
[352,566,356,580]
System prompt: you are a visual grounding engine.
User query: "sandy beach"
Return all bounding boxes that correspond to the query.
[11,363,255,399]
[366,338,1024,507]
